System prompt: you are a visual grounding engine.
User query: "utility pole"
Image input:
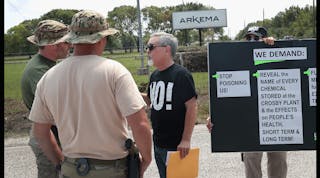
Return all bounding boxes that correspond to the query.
[262,8,265,27]
[313,0,316,37]
[199,29,202,46]
[136,0,147,75]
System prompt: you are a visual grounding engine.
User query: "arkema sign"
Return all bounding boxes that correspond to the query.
[172,9,227,30]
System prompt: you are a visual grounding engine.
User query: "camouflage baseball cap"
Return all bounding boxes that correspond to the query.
[62,10,119,44]
[27,20,69,46]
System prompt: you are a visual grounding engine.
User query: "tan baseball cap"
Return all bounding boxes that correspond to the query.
[61,10,119,44]
[27,20,69,46]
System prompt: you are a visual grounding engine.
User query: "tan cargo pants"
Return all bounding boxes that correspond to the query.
[61,157,127,178]
[243,151,287,178]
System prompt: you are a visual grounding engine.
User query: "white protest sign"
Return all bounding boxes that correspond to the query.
[307,68,317,106]
[253,47,307,61]
[257,68,303,145]
[216,70,251,98]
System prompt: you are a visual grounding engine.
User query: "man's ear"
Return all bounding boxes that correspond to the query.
[105,36,110,44]
[97,37,107,46]
[165,45,171,54]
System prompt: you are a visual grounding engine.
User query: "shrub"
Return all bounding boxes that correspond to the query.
[174,46,207,72]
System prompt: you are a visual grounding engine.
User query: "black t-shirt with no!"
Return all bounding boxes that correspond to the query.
[148,64,197,149]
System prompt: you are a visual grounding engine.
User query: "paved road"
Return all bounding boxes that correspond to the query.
[4,125,316,178]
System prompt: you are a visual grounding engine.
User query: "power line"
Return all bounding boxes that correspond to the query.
[7,0,27,19]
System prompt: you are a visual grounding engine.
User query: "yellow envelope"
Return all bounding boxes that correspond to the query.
[167,148,200,178]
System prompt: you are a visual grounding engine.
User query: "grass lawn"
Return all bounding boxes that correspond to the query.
[4,52,210,137]
[4,63,26,100]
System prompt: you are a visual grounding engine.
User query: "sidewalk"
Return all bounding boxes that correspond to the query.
[4,124,316,178]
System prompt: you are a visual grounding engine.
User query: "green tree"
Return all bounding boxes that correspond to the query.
[4,9,124,56]
[105,35,121,54]
[4,19,38,55]
[108,5,138,34]
[39,9,79,25]
[121,32,136,53]
[107,5,138,52]
[235,5,316,40]
[4,5,316,56]
[289,6,315,38]
[4,9,79,56]
[142,6,172,33]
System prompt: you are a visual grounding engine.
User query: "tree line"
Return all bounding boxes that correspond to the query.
[235,5,316,40]
[4,3,316,56]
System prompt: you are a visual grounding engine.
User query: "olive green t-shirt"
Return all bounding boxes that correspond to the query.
[21,54,56,110]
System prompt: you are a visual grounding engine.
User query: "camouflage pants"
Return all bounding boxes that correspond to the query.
[61,157,127,178]
[29,135,60,178]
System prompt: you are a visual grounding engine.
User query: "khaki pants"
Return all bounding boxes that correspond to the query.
[61,157,127,178]
[243,152,287,178]
[29,135,60,178]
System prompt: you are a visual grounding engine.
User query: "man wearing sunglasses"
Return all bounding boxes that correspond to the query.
[207,27,287,178]
[142,32,197,178]
[245,26,275,44]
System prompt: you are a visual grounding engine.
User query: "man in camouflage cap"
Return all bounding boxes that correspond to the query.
[21,19,71,178]
[61,9,118,44]
[27,19,70,46]
[29,10,152,178]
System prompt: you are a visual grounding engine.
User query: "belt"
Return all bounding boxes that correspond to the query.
[64,157,127,169]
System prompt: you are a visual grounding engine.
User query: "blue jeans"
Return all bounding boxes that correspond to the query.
[154,145,176,178]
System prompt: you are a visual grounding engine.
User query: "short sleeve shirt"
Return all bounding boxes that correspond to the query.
[21,54,56,110]
[147,64,197,149]
[29,55,146,160]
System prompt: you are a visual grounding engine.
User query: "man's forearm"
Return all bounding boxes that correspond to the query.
[132,121,152,162]
[181,97,197,142]
[177,97,197,158]
[141,93,151,106]
[127,108,152,173]
[33,123,63,165]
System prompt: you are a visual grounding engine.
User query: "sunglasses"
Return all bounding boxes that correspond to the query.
[145,43,166,51]
[246,35,260,41]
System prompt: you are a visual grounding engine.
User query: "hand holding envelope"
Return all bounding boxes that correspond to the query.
[166,148,200,178]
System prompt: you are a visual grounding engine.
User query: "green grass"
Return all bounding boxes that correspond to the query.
[4,53,153,99]
[5,53,210,122]
[4,55,30,62]
[4,56,209,97]
[4,63,26,99]
[192,72,209,95]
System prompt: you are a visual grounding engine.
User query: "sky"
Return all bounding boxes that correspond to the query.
[4,0,316,38]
